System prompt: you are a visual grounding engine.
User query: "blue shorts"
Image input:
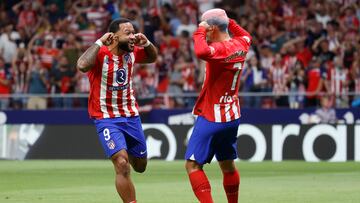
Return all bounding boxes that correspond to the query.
[94,116,147,158]
[185,116,240,164]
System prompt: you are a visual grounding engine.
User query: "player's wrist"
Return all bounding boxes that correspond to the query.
[95,39,103,47]
[141,40,151,47]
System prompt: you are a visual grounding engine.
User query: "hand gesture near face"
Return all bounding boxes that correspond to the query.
[134,33,150,47]
[99,32,114,46]
[199,21,210,29]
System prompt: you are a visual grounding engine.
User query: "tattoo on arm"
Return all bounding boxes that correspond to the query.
[77,44,101,73]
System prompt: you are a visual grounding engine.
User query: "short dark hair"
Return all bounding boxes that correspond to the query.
[108,18,132,33]
[206,18,228,32]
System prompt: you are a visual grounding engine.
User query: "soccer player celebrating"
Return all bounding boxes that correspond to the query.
[185,9,251,203]
[76,18,157,203]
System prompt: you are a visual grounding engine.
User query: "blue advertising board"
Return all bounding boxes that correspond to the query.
[1,108,359,125]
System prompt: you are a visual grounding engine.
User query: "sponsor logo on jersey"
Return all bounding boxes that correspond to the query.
[108,84,129,91]
[219,92,235,103]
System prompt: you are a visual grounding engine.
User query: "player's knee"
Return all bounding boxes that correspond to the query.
[113,157,131,176]
[219,160,236,173]
[185,160,202,173]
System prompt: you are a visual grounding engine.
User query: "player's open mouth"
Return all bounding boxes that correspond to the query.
[129,42,134,48]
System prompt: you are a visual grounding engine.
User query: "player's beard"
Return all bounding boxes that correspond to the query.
[118,40,134,52]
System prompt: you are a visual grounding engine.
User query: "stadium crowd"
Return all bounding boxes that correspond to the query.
[0,0,359,110]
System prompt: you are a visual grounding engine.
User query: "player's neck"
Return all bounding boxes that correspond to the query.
[211,32,231,42]
[107,44,126,55]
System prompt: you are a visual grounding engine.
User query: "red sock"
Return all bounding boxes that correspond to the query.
[223,170,240,203]
[188,170,214,203]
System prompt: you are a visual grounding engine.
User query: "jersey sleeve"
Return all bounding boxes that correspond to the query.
[228,19,252,47]
[193,26,217,60]
[134,46,147,63]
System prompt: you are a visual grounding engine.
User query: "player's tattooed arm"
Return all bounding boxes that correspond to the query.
[77,44,101,73]
[77,33,114,73]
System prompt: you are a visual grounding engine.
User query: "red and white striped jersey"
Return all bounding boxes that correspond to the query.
[86,7,109,31]
[328,66,349,96]
[355,77,360,95]
[270,64,289,95]
[192,19,251,123]
[87,46,146,119]
[78,29,98,48]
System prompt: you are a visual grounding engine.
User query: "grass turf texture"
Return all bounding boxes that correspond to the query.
[0,160,359,203]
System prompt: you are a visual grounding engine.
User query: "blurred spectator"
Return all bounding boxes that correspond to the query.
[326,56,350,108]
[133,64,157,98]
[173,53,197,108]
[168,8,182,36]
[0,23,18,68]
[340,6,359,31]
[12,1,38,30]
[155,55,170,94]
[175,14,197,37]
[342,40,356,69]
[46,3,64,24]
[62,33,81,69]
[74,71,89,108]
[311,36,335,64]
[83,0,109,32]
[27,54,49,110]
[350,52,360,107]
[315,3,331,28]
[50,55,76,109]
[288,62,305,109]
[0,8,11,28]
[77,18,98,48]
[177,0,198,25]
[168,55,186,107]
[259,45,274,71]
[269,53,288,107]
[241,56,269,108]
[125,9,143,32]
[105,0,121,20]
[0,57,11,109]
[305,57,326,107]
[325,21,341,52]
[28,33,61,70]
[11,46,30,109]
[315,96,337,123]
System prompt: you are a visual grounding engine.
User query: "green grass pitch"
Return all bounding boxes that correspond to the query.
[0,160,359,203]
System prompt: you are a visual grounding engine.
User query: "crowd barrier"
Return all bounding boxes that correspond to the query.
[0,109,359,161]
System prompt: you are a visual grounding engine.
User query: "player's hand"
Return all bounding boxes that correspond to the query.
[99,32,114,46]
[199,21,210,29]
[134,33,149,47]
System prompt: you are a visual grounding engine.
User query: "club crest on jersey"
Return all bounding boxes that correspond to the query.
[107,140,116,150]
[124,54,131,64]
